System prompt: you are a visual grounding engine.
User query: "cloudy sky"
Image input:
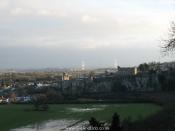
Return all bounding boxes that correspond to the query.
[0,0,175,69]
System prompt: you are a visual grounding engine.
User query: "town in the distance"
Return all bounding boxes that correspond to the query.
[0,61,174,104]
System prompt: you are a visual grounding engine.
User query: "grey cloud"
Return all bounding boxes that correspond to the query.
[0,44,161,69]
[0,0,174,69]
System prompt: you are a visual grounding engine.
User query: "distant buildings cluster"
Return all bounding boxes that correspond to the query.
[0,61,175,104]
[0,96,31,104]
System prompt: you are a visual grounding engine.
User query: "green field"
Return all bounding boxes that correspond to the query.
[0,103,162,131]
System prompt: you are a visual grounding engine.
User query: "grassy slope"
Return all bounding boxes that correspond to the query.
[0,103,161,131]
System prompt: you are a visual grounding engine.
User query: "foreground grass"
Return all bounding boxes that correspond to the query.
[0,103,162,131]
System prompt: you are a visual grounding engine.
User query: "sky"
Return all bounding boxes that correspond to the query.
[0,0,175,69]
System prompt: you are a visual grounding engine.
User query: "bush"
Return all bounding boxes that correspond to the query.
[32,94,49,111]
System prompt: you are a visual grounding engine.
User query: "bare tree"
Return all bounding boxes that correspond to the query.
[163,22,175,52]
[32,94,49,111]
